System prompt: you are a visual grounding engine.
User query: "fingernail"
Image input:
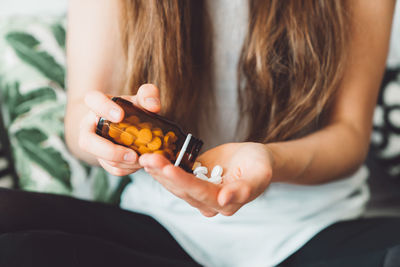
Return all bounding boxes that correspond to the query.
[124,152,136,162]
[109,108,120,121]
[145,97,160,107]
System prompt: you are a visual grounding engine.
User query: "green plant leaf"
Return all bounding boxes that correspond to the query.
[15,128,71,189]
[6,32,65,88]
[5,32,39,48]
[51,23,66,49]
[2,81,23,122]
[14,87,57,116]
[92,168,109,202]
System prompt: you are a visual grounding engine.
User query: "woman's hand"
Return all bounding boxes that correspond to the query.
[78,84,161,176]
[139,142,273,217]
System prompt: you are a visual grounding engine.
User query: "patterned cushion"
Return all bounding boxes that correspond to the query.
[0,17,131,204]
[370,69,400,176]
[366,68,400,217]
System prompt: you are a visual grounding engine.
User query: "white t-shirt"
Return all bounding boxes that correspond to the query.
[198,0,248,150]
[121,1,370,266]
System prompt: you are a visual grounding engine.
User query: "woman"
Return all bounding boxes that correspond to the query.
[0,0,398,266]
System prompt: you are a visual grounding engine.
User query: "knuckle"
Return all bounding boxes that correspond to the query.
[110,167,127,177]
[201,210,218,217]
[109,147,123,162]
[220,210,236,217]
[106,160,119,167]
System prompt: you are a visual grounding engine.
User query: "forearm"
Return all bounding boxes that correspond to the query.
[267,121,370,185]
[65,0,126,166]
[268,0,395,185]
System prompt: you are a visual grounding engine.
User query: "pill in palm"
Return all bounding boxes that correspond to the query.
[194,166,208,175]
[211,165,223,177]
[196,173,209,181]
[209,175,222,184]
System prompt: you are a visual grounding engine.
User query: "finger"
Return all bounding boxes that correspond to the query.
[199,209,219,218]
[161,164,222,209]
[140,153,220,208]
[79,112,138,163]
[98,159,139,176]
[146,168,219,215]
[139,156,207,207]
[217,179,252,207]
[218,204,242,217]
[138,152,170,170]
[139,153,217,199]
[136,84,161,113]
[139,154,188,191]
[84,91,124,122]
[100,159,141,169]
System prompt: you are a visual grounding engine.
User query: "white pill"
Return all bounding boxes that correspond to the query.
[193,166,208,176]
[208,175,222,184]
[196,173,209,181]
[192,161,202,171]
[211,165,223,178]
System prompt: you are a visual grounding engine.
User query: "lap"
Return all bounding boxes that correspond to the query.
[0,188,197,266]
[280,217,400,267]
[2,188,399,267]
[0,230,197,267]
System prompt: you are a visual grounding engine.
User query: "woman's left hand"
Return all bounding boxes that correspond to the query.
[139,142,273,217]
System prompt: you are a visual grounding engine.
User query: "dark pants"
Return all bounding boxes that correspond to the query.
[0,188,399,267]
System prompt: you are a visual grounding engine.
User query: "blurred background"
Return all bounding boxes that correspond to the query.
[0,0,399,214]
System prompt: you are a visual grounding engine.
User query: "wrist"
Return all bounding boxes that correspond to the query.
[264,143,286,183]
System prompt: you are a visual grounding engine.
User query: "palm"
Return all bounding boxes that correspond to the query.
[198,142,272,201]
[199,143,271,182]
[140,142,273,216]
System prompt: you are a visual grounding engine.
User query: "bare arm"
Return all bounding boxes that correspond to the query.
[65,0,126,165]
[65,0,161,177]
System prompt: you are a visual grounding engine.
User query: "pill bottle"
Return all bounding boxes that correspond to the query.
[96,97,203,172]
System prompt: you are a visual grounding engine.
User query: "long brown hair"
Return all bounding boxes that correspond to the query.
[119,0,349,143]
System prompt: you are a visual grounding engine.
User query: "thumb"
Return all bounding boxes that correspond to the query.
[217,180,252,207]
[136,84,161,113]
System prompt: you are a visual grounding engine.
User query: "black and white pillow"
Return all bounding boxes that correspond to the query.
[370,68,400,179]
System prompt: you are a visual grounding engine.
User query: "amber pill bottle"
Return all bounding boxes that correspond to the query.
[96,97,203,172]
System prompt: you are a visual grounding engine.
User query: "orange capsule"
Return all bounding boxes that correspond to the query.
[126,126,139,136]
[120,132,134,146]
[165,131,177,142]
[117,122,131,129]
[108,124,121,139]
[152,128,164,137]
[134,138,147,147]
[147,137,162,151]
[138,145,151,155]
[138,128,152,143]
[163,135,171,146]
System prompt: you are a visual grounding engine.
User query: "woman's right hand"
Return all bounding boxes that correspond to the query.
[79,84,161,176]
